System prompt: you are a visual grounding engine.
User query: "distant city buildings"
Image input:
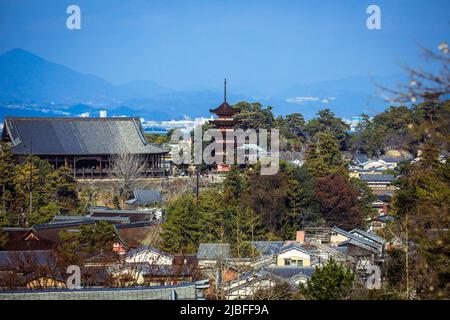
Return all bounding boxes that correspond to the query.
[141,117,212,134]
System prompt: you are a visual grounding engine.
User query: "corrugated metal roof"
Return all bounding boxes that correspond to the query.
[125,189,161,206]
[3,117,168,155]
[332,226,382,252]
[350,229,386,245]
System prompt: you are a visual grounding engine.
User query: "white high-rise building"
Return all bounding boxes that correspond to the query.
[99,110,107,118]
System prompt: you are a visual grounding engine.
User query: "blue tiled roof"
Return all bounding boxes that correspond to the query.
[354,154,370,164]
[374,215,395,222]
[262,266,315,279]
[253,241,284,256]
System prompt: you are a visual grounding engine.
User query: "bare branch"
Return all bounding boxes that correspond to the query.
[109,151,149,197]
[376,42,450,103]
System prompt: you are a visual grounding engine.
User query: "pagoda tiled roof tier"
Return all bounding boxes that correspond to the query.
[209,102,238,116]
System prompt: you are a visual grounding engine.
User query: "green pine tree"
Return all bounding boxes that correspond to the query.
[160,193,200,254]
[305,132,347,178]
[299,257,354,300]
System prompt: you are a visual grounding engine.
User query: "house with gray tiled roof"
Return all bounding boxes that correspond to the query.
[197,243,231,269]
[360,174,396,191]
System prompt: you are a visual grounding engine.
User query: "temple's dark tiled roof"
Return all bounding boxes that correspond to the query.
[33,220,95,230]
[53,215,130,224]
[2,117,168,155]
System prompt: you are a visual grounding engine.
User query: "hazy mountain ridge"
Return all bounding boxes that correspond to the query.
[0,48,400,120]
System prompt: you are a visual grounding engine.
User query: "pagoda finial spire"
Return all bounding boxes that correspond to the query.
[224,78,227,102]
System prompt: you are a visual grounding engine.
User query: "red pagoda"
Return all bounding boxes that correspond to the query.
[209,79,238,172]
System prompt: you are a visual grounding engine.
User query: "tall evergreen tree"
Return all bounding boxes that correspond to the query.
[160,193,200,254]
[305,132,347,178]
[0,143,16,223]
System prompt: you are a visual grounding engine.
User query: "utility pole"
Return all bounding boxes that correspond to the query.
[196,165,199,201]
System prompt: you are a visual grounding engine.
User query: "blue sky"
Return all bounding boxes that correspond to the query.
[0,0,449,94]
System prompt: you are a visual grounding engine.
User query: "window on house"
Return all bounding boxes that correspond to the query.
[297,260,303,267]
[284,259,291,266]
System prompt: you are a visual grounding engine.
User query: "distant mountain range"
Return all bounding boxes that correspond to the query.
[0,48,406,121]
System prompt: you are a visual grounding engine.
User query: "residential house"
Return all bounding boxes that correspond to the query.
[360,174,396,191]
[125,246,174,265]
[349,168,386,179]
[223,273,280,300]
[368,215,395,232]
[276,243,313,267]
[108,263,195,287]
[260,266,315,286]
[330,227,384,267]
